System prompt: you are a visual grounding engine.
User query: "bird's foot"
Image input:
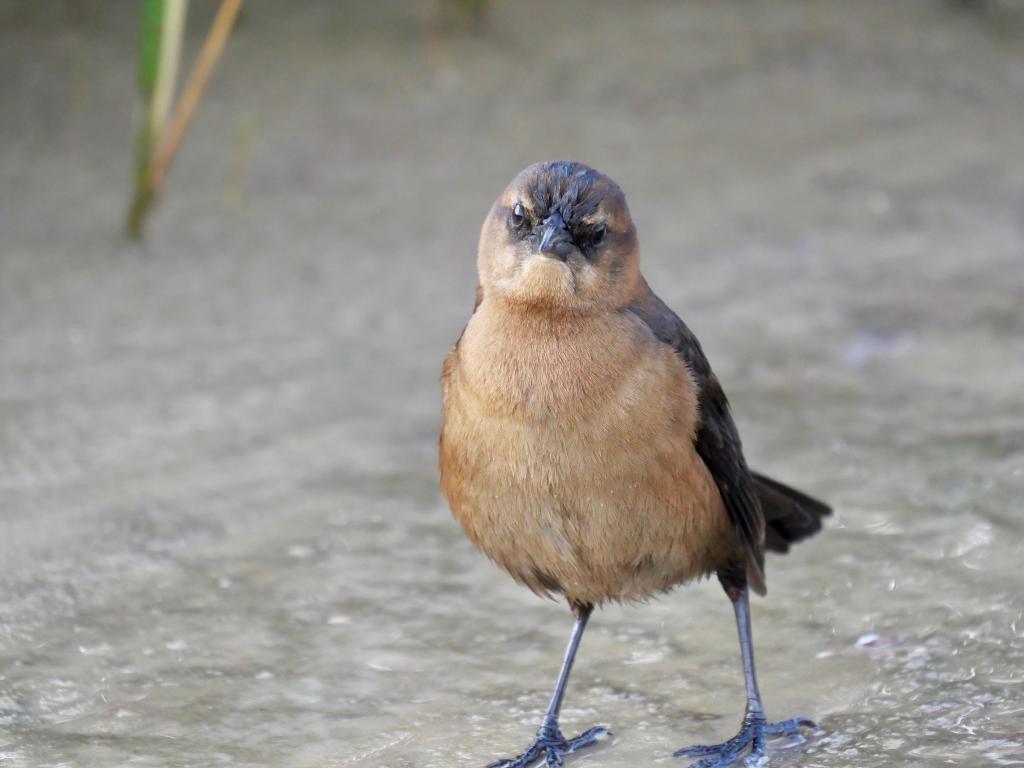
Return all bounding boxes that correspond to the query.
[674,713,817,768]
[486,720,610,768]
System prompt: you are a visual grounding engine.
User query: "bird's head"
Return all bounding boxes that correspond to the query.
[477,161,641,313]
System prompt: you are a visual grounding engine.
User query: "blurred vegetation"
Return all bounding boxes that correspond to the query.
[126,0,243,239]
[126,0,187,238]
[121,0,495,239]
[440,0,489,31]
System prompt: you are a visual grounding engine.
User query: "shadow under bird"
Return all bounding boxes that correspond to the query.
[439,161,831,768]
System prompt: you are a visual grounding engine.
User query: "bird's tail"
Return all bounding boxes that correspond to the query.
[751,471,832,554]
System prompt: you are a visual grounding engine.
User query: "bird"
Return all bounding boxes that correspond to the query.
[439,161,830,768]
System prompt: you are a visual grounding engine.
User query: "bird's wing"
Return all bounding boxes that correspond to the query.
[629,284,767,594]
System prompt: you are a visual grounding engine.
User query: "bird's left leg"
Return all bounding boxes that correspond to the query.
[674,576,817,768]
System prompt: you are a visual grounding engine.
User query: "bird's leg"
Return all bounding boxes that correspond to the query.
[486,603,609,768]
[674,584,817,768]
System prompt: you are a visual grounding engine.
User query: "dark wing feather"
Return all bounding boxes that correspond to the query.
[629,285,767,594]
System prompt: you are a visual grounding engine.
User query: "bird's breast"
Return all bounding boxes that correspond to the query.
[439,301,731,604]
[450,303,697,427]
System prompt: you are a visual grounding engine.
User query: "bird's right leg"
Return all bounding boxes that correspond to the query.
[486,603,609,768]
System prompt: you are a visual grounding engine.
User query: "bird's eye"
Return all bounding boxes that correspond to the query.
[509,203,526,229]
[591,224,606,246]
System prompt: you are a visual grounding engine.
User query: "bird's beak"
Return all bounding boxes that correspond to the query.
[537,213,575,261]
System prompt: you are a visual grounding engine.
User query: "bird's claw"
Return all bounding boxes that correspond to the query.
[486,725,609,768]
[674,714,817,767]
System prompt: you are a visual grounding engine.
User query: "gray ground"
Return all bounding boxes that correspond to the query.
[2,1,1024,766]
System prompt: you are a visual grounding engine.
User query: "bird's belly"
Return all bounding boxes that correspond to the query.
[440,327,733,604]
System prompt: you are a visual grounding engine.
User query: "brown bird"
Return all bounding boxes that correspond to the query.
[439,161,830,768]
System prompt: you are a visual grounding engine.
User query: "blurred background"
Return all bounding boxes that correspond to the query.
[2,1,1023,766]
